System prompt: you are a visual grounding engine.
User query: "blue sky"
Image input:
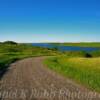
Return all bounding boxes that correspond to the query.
[0,0,100,42]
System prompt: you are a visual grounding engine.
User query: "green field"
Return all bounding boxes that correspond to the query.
[52,42,100,47]
[45,56,100,92]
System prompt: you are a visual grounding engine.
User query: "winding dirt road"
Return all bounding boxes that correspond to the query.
[0,57,100,100]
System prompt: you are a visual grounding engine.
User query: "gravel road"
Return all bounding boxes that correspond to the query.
[0,57,100,100]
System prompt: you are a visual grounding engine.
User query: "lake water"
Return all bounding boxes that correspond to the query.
[32,43,100,52]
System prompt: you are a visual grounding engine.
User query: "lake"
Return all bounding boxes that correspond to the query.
[32,43,100,52]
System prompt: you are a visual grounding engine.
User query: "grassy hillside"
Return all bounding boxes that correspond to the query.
[45,56,100,92]
[52,42,100,47]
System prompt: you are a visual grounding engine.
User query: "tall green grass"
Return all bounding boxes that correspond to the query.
[45,56,100,92]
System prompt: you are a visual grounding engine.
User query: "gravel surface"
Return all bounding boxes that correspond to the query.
[0,57,100,100]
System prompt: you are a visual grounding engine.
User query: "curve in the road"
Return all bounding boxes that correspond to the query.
[0,57,100,100]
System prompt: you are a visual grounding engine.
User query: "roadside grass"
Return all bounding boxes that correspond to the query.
[44,56,100,92]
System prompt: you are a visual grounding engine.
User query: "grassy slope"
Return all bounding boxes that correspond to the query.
[0,43,61,71]
[45,56,100,92]
[52,42,100,47]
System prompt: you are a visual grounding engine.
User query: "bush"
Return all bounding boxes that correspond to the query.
[85,53,92,58]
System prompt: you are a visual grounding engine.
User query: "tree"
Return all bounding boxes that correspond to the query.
[3,41,17,45]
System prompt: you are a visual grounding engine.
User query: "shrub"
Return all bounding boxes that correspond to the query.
[85,53,92,58]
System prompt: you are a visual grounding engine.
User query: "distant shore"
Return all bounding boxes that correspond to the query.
[50,42,100,47]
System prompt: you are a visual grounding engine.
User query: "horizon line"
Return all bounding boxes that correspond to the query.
[1,40,100,43]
